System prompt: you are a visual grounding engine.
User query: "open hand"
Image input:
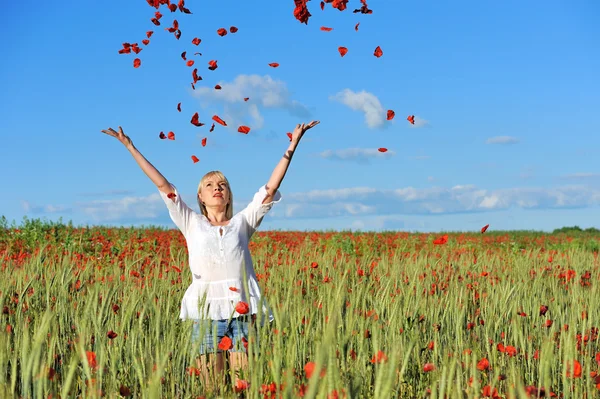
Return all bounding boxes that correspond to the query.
[290,120,320,144]
[101,126,133,149]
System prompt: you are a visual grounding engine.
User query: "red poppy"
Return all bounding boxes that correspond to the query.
[268,63,280,68]
[407,115,415,124]
[192,37,201,45]
[540,305,549,316]
[133,58,141,68]
[208,60,218,70]
[304,362,326,379]
[387,110,395,120]
[230,26,238,33]
[338,47,348,57]
[235,301,250,314]
[201,138,207,147]
[167,131,175,140]
[238,126,251,134]
[433,235,448,245]
[374,46,383,57]
[293,0,312,24]
[191,155,199,163]
[476,358,490,371]
[186,60,194,67]
[320,27,333,31]
[218,336,233,350]
[378,148,387,153]
[370,350,388,364]
[481,224,489,233]
[423,363,436,372]
[566,360,582,378]
[212,115,227,126]
[217,28,227,36]
[107,331,118,339]
[86,351,98,370]
[190,112,204,127]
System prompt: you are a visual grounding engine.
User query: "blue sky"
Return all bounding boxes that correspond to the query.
[1,0,599,232]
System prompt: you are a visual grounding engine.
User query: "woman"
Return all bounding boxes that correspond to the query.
[101,120,319,390]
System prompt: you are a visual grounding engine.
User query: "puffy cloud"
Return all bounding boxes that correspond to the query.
[330,89,385,128]
[318,148,396,164]
[485,136,519,145]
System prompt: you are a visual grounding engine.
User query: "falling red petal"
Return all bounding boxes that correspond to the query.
[230,26,238,33]
[190,112,204,127]
[177,102,181,112]
[191,83,195,90]
[378,148,388,153]
[194,52,202,56]
[201,137,207,147]
[243,97,249,101]
[181,51,187,60]
[191,155,199,163]
[155,11,162,20]
[168,3,177,12]
[387,110,395,120]
[374,46,383,57]
[174,30,181,40]
[208,60,218,70]
[287,132,293,141]
[212,115,227,126]
[159,131,166,139]
[320,26,333,31]
[268,62,280,68]
[167,131,175,140]
[142,39,150,45]
[133,58,141,68]
[146,30,154,38]
[338,47,348,57]
[192,68,201,83]
[238,126,251,134]
[192,37,201,45]
[320,1,325,10]
[186,60,195,67]
[407,115,415,124]
[293,0,312,24]
[481,224,490,233]
[214,84,222,90]
[151,18,160,26]
[217,28,227,36]
[167,192,177,199]
[209,123,215,132]
[355,22,360,31]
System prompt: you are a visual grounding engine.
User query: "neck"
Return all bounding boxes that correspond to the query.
[205,207,228,223]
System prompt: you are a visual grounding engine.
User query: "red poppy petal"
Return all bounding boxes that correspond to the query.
[208,60,218,70]
[238,125,250,134]
[192,37,201,46]
[181,51,187,60]
[159,131,166,139]
[209,123,215,132]
[167,131,175,140]
[355,22,359,31]
[190,112,204,127]
[481,224,490,233]
[191,155,199,163]
[214,84,221,90]
[177,102,181,112]
[142,39,150,45]
[167,192,176,199]
[387,110,395,120]
[320,1,325,10]
[320,26,333,31]
[244,97,249,101]
[186,60,195,67]
[133,58,141,68]
[374,46,383,58]
[378,148,388,152]
[217,28,227,36]
[268,62,279,68]
[338,47,348,57]
[287,132,293,141]
[407,115,415,124]
[201,137,207,147]
[230,26,238,33]
[146,30,154,38]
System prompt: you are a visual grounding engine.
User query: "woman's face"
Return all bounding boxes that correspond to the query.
[198,176,230,208]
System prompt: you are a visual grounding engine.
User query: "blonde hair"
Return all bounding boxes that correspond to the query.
[197,171,233,219]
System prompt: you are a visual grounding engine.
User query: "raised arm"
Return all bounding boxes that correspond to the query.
[263,121,319,203]
[101,126,173,194]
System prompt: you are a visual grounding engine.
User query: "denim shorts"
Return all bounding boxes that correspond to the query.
[191,315,258,355]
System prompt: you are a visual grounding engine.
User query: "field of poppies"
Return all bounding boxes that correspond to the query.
[1,217,600,398]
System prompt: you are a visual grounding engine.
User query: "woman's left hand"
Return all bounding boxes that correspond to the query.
[290,120,320,144]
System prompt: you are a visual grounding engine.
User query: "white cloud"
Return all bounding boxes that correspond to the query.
[318,148,396,163]
[192,74,309,129]
[560,172,600,180]
[22,201,69,214]
[408,116,430,128]
[330,89,385,128]
[486,136,519,145]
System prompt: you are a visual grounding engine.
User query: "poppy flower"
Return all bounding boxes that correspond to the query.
[201,137,207,147]
[378,148,387,153]
[86,351,98,370]
[370,350,388,364]
[374,46,383,57]
[540,305,549,316]
[209,123,215,132]
[186,60,194,67]
[212,115,227,126]
[304,362,326,379]
[167,131,175,140]
[320,26,333,31]
[387,110,395,120]
[214,84,221,90]
[191,155,199,163]
[433,234,448,245]
[566,360,582,378]
[107,330,118,339]
[234,380,249,393]
[407,115,415,124]
[481,224,489,233]
[181,51,187,60]
[190,112,204,127]
[146,31,154,38]
[268,63,280,68]
[133,58,141,68]
[159,131,166,139]
[235,301,250,314]
[423,363,436,372]
[218,336,233,350]
[476,358,490,371]
[142,39,150,45]
[217,28,227,36]
[230,26,238,33]
[238,125,251,134]
[177,102,181,112]
[208,60,218,70]
[244,97,249,101]
[338,47,348,57]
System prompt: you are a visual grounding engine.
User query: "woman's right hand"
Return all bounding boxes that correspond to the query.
[101,126,133,149]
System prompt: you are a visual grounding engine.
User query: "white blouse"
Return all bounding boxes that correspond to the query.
[159,184,281,321]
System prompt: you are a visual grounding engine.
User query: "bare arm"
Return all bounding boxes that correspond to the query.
[264,121,319,203]
[101,126,173,194]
